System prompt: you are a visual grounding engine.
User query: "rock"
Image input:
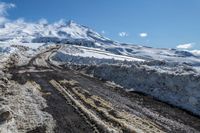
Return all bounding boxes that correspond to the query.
[0,108,12,124]
[0,83,6,88]
[1,77,9,84]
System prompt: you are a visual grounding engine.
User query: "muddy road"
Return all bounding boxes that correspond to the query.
[9,46,200,133]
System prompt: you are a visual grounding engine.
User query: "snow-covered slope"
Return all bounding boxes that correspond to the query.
[102,44,200,66]
[52,45,144,63]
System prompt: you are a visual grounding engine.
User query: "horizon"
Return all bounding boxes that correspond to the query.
[1,0,200,51]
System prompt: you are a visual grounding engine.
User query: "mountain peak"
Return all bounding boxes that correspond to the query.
[67,20,76,25]
[67,20,81,28]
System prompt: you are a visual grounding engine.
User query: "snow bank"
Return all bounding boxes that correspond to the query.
[84,64,200,116]
[50,45,200,116]
[51,45,144,65]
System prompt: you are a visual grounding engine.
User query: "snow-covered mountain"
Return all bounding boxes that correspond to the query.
[0,20,200,66]
[0,20,115,46]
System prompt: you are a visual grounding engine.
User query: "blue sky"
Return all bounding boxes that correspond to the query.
[2,0,200,49]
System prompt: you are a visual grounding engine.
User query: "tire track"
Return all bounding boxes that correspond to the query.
[49,79,118,133]
[49,79,164,133]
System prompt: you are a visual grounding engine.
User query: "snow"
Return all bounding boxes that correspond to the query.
[0,46,16,54]
[13,42,44,49]
[59,45,144,62]
[103,45,200,66]
[0,41,44,49]
[190,50,200,56]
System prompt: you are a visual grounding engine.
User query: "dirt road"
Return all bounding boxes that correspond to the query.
[9,46,200,133]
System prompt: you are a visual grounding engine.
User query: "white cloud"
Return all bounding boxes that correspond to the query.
[118,32,128,37]
[0,2,15,24]
[101,30,105,34]
[0,2,15,16]
[176,43,193,49]
[139,32,148,38]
